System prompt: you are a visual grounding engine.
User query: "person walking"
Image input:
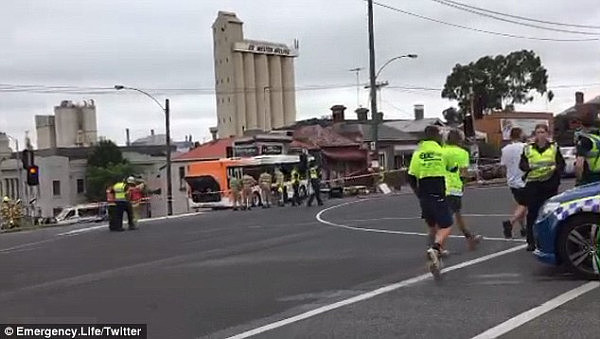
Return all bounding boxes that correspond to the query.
[408,125,456,278]
[259,170,273,208]
[307,162,323,207]
[519,124,565,251]
[443,129,482,251]
[126,176,144,224]
[501,127,528,238]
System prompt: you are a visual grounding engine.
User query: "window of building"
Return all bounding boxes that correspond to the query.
[77,179,85,194]
[227,77,230,83]
[219,59,222,65]
[53,180,61,196]
[221,98,225,103]
[226,57,229,63]
[221,26,225,32]
[227,97,230,103]
[229,117,232,122]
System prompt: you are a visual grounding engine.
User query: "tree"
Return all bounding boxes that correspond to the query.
[85,140,137,201]
[442,50,553,119]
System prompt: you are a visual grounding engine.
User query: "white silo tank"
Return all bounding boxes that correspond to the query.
[82,100,98,146]
[54,100,79,148]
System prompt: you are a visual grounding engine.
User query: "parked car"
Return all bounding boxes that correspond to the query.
[55,203,107,225]
[560,146,576,178]
[533,182,600,279]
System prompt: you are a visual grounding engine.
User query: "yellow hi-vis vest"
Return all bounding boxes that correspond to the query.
[408,140,449,179]
[524,142,557,182]
[309,167,318,179]
[582,133,600,173]
[113,182,127,200]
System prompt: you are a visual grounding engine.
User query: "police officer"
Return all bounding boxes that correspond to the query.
[443,129,482,251]
[307,162,323,207]
[519,124,565,251]
[574,115,600,186]
[259,170,273,208]
[112,178,136,231]
[408,125,456,278]
[290,166,301,207]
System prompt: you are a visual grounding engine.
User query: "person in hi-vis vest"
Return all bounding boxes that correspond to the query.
[519,124,565,251]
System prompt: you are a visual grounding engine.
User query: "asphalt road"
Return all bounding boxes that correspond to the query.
[1,181,598,339]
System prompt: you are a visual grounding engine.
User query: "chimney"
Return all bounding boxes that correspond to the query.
[575,92,584,105]
[209,127,218,141]
[150,129,155,136]
[355,107,369,122]
[331,105,347,123]
[414,104,424,121]
[126,128,131,146]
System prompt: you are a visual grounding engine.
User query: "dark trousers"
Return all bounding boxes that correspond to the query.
[291,183,300,206]
[110,200,135,230]
[525,184,558,246]
[307,179,323,206]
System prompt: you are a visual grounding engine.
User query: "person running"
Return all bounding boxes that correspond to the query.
[443,129,482,251]
[519,124,565,251]
[501,127,528,238]
[408,125,456,279]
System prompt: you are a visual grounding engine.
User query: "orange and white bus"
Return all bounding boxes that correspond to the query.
[185,154,312,209]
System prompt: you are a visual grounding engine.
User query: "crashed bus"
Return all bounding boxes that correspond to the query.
[185,154,312,209]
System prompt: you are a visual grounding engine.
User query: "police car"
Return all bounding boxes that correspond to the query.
[534,182,600,279]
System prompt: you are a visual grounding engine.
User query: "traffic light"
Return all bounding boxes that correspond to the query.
[22,149,34,169]
[27,165,39,186]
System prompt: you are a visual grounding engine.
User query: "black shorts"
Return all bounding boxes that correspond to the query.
[419,195,453,229]
[510,188,528,206]
[446,195,462,213]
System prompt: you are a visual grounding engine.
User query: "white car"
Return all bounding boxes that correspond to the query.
[559,146,576,177]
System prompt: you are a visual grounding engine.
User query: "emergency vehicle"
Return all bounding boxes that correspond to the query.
[184,154,312,209]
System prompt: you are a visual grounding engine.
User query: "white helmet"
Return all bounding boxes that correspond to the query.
[127,176,136,184]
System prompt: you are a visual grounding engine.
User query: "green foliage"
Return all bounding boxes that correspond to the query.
[87,140,123,167]
[442,50,552,119]
[442,106,464,125]
[85,140,137,201]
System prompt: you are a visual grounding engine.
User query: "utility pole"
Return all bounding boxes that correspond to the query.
[165,98,173,216]
[367,0,378,167]
[349,67,364,108]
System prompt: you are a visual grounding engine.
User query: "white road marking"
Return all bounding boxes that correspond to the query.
[341,214,512,223]
[471,281,600,339]
[316,203,524,243]
[0,238,60,253]
[225,244,527,339]
[58,225,107,236]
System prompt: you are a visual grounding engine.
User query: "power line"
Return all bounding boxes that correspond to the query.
[372,1,599,42]
[438,0,600,30]
[430,0,600,36]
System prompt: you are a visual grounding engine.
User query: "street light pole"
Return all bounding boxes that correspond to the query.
[115,85,173,216]
[165,98,173,216]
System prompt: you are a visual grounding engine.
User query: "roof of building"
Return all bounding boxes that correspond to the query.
[559,95,600,115]
[173,137,235,161]
[384,118,445,133]
[293,125,359,148]
[32,145,174,160]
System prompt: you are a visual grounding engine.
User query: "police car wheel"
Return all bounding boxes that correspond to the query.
[556,214,600,280]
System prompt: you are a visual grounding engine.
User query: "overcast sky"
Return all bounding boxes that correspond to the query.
[2,0,599,148]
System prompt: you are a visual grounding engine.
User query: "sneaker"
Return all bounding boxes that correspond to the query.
[426,248,442,279]
[502,221,512,239]
[467,234,483,251]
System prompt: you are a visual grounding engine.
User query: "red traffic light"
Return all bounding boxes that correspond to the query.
[29,167,38,174]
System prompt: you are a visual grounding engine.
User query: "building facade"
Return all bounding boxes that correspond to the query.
[35,100,98,149]
[212,11,298,138]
